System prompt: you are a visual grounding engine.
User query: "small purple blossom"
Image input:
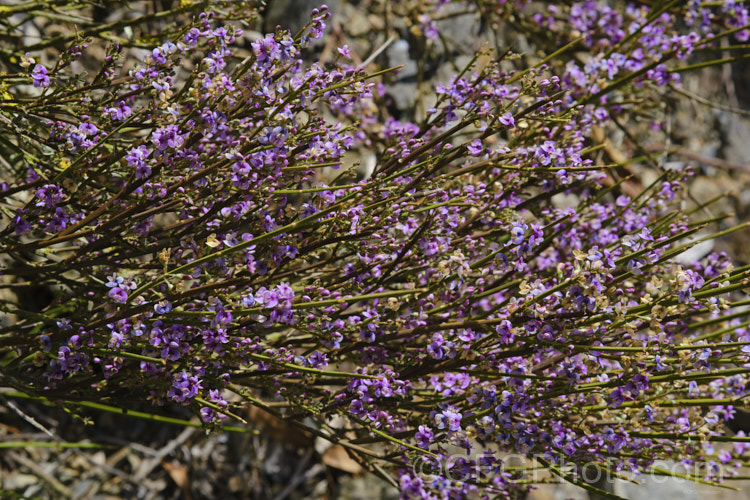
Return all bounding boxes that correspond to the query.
[32,64,49,88]
[104,101,132,121]
[467,138,483,156]
[200,407,215,423]
[4,7,750,499]
[499,112,515,128]
[337,45,351,59]
[108,287,128,303]
[167,372,202,403]
[35,184,64,209]
[151,124,186,151]
[154,300,172,314]
[435,408,462,432]
[416,425,434,448]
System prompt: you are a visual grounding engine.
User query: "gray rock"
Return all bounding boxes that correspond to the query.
[337,472,399,500]
[723,114,750,167]
[263,0,340,35]
[339,2,372,38]
[386,38,418,111]
[527,482,589,500]
[613,461,699,500]
[434,1,484,55]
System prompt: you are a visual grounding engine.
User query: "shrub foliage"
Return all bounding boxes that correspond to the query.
[2,1,750,497]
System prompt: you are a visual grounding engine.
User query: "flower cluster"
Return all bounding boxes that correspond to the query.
[2,2,750,499]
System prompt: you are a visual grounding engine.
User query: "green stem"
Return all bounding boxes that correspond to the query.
[2,391,255,433]
[0,441,108,449]
[245,352,380,379]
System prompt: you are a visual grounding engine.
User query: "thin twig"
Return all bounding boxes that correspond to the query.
[4,398,54,438]
[359,35,396,69]
[670,83,750,118]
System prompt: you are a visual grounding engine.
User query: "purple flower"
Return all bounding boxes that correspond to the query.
[252,34,280,63]
[255,287,279,309]
[734,432,748,455]
[435,408,462,432]
[12,213,30,234]
[104,101,132,121]
[32,64,49,88]
[105,274,124,288]
[467,138,483,156]
[167,372,202,403]
[125,145,150,169]
[161,340,182,361]
[337,45,352,59]
[416,425,434,448]
[35,184,64,208]
[349,399,365,417]
[154,300,172,314]
[674,269,705,303]
[630,374,649,393]
[212,308,233,327]
[200,407,215,423]
[609,387,625,408]
[151,124,186,151]
[359,326,376,343]
[78,121,98,136]
[39,335,52,351]
[276,282,295,308]
[644,405,655,422]
[308,6,329,39]
[509,222,527,245]
[419,14,439,40]
[499,112,515,128]
[108,287,128,303]
[184,27,201,47]
[241,293,255,307]
[704,412,719,425]
[496,320,514,344]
